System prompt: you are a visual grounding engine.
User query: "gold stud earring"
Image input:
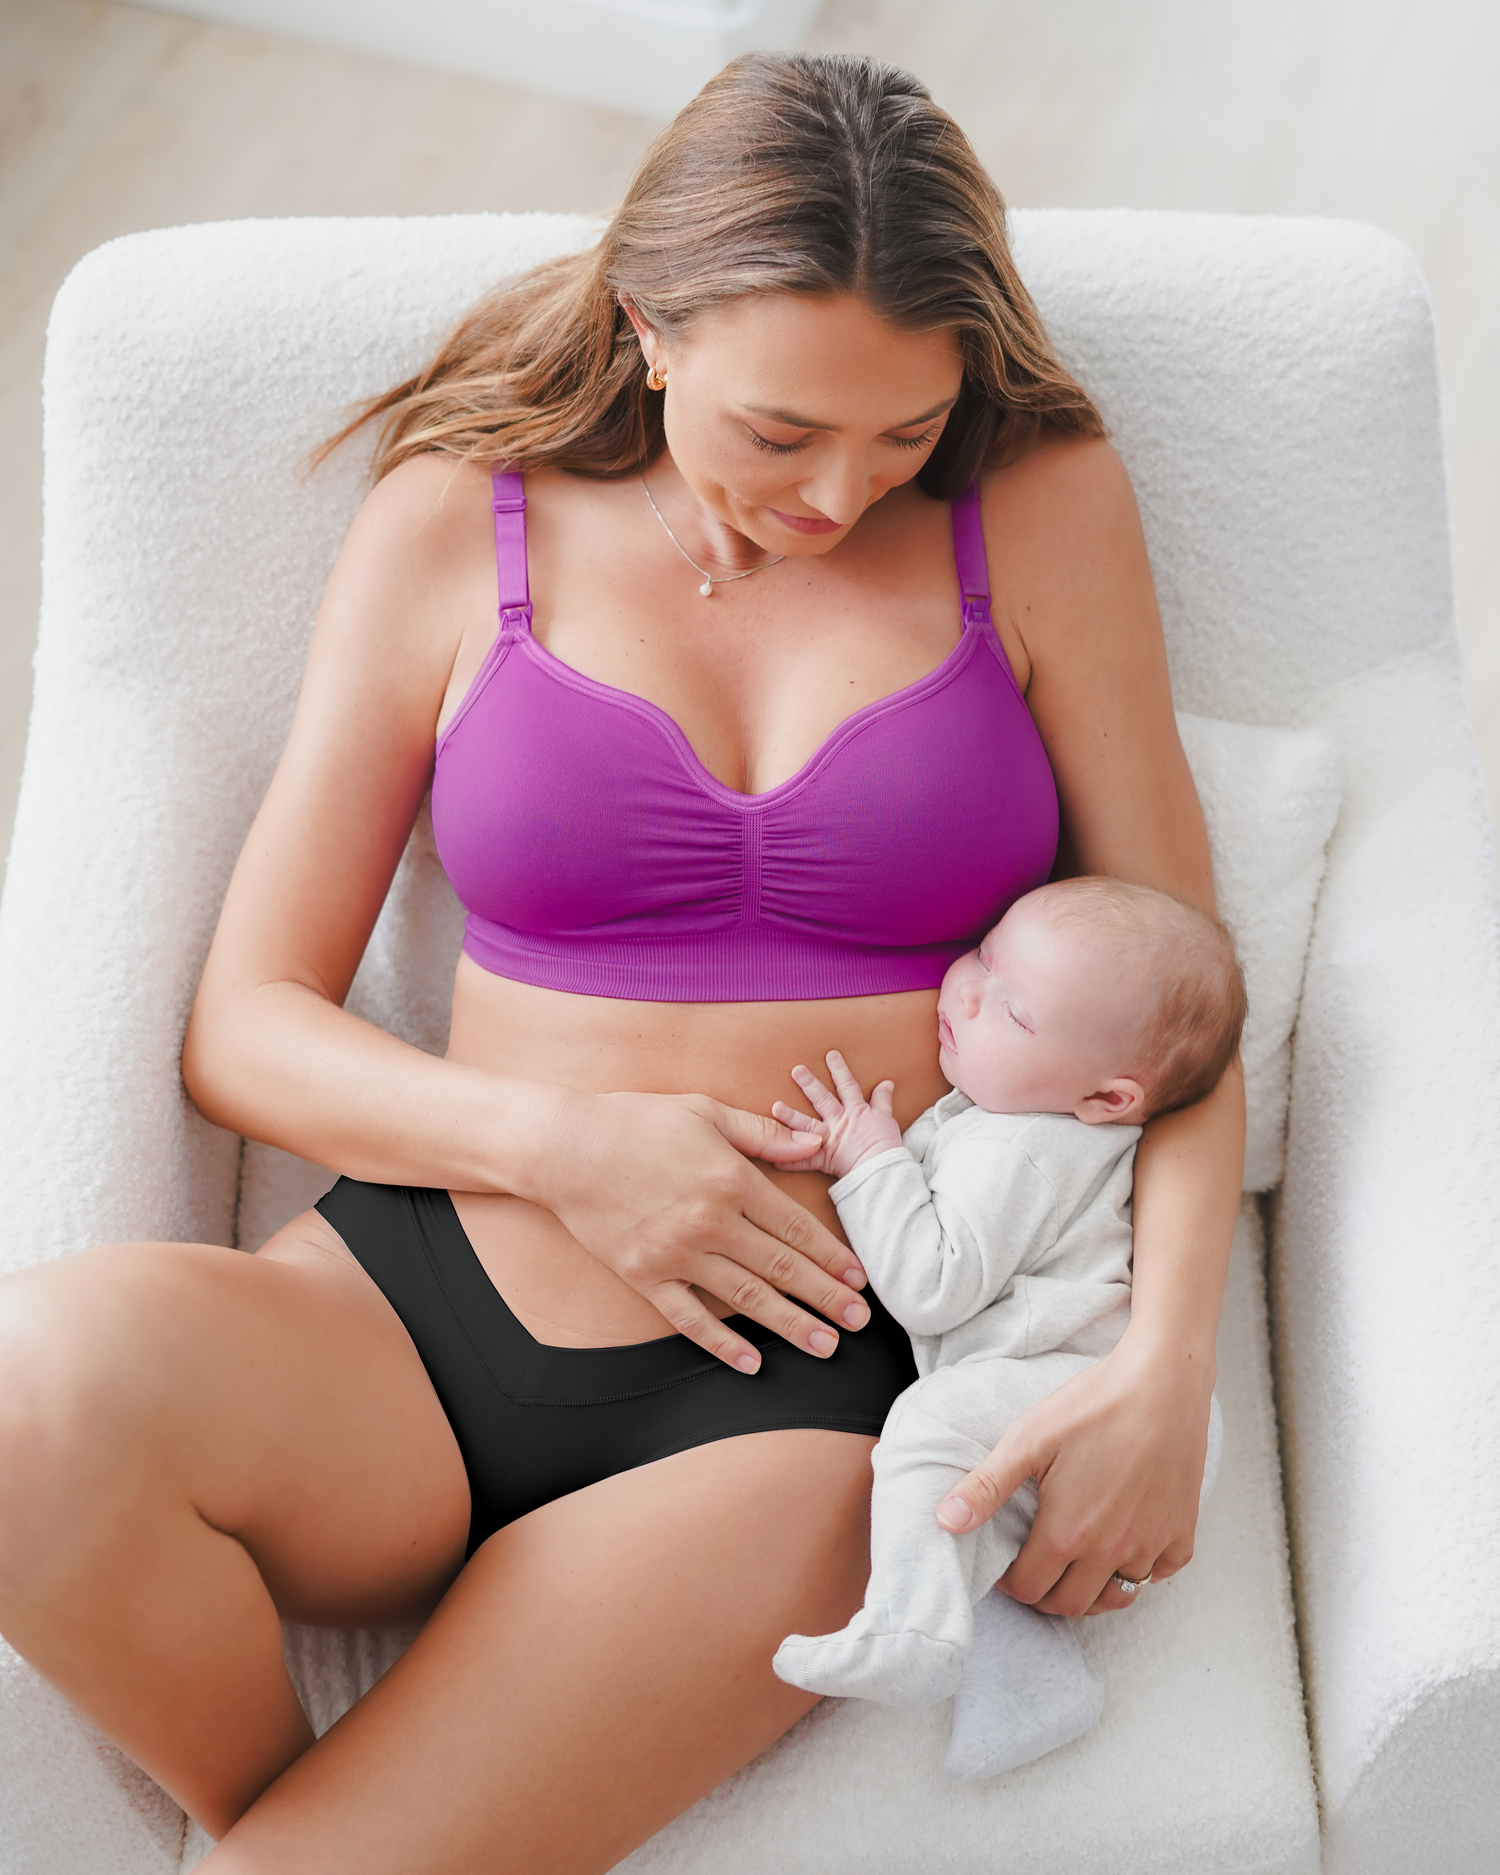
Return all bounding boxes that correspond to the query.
[646,363,667,391]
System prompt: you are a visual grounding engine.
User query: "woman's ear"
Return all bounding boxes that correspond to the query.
[618,295,660,366]
[1073,1078,1147,1127]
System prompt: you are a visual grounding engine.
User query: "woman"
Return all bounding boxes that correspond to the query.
[0,50,1241,1874]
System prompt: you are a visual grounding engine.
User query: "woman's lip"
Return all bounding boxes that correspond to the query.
[767,507,841,535]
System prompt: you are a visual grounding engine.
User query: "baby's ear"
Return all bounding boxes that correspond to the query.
[1074,1078,1147,1127]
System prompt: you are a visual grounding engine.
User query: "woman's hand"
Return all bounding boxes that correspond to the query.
[538,1086,872,1374]
[935,1327,1214,1614]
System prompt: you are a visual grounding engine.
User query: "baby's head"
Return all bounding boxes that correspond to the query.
[937,879,1246,1125]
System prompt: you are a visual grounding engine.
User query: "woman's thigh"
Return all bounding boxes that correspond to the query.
[205,1427,878,1875]
[0,1210,469,1623]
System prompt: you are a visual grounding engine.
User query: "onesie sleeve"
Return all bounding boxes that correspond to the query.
[828,1129,1060,1338]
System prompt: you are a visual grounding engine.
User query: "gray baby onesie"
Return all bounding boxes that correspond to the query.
[773,1091,1138,1708]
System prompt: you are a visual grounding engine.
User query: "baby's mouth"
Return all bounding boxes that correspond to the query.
[937,1011,956,1055]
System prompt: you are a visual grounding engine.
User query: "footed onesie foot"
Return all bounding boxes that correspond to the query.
[773,1610,966,1708]
[943,1588,1103,1780]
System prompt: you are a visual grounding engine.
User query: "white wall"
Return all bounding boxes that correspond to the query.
[119,0,825,119]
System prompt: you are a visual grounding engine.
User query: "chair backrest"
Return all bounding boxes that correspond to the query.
[0,209,1455,1265]
[1012,210,1453,722]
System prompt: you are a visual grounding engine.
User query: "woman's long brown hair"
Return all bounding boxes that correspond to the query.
[324,51,1103,496]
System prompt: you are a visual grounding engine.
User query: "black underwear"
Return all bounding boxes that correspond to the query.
[316,1179,917,1556]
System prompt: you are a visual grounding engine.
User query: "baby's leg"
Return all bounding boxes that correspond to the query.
[773,1362,1058,1707]
[948,1388,1226,1780]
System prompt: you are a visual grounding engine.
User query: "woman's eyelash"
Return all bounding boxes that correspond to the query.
[747,427,940,456]
[748,431,809,456]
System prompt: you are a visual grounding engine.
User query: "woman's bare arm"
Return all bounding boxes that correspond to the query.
[183,457,865,1369]
[937,436,1245,1613]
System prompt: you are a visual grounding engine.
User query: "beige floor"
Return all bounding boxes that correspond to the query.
[2,0,1497,871]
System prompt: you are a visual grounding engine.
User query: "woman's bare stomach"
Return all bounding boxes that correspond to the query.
[440,954,948,1348]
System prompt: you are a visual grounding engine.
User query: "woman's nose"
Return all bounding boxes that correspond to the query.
[799,454,874,527]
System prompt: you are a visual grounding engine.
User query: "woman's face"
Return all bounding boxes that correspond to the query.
[629,293,965,554]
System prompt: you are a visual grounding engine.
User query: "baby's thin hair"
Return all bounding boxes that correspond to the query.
[1039,877,1247,1118]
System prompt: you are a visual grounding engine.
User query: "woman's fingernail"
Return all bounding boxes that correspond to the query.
[845,1263,867,1286]
[735,1352,761,1375]
[809,1328,838,1356]
[937,1497,975,1532]
[842,1301,870,1328]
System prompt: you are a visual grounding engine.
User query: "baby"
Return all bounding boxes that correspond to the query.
[765,877,1244,1778]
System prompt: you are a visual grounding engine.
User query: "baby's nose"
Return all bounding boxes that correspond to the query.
[958,981,980,1016]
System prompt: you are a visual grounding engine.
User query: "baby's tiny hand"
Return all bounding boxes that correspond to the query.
[766,1051,903,1179]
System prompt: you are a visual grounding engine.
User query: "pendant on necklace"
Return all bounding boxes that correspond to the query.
[699,579,713,597]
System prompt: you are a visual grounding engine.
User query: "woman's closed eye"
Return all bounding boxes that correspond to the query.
[745,425,941,457]
[747,429,811,456]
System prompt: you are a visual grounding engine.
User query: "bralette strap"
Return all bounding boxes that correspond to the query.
[950,477,992,628]
[491,469,532,629]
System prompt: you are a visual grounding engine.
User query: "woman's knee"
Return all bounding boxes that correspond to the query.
[0,1246,193,1594]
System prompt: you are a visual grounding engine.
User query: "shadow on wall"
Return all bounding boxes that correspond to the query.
[115,0,825,117]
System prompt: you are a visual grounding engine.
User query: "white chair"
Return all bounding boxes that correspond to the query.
[1,207,1496,1874]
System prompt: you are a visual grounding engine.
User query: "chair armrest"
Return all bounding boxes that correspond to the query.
[0,664,243,1270]
[1272,645,1500,1873]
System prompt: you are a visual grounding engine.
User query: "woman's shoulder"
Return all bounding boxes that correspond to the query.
[978,432,1139,546]
[344,453,496,571]
[308,454,499,689]
[975,431,1161,696]
[979,433,1151,611]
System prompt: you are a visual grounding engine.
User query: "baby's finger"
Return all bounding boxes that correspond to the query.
[825,1050,867,1106]
[791,1063,845,1123]
[871,1079,896,1116]
[770,1100,825,1135]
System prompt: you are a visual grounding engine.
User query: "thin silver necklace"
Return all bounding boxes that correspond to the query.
[641,476,785,598]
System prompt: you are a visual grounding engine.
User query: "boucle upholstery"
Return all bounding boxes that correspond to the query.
[0,206,1492,1871]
